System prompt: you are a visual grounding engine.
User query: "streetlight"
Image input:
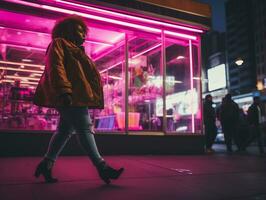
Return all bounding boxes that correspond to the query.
[235,58,244,66]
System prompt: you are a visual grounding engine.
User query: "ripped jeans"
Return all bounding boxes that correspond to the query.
[45,107,104,166]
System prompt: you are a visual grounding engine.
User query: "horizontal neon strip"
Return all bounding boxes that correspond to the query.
[0,66,42,73]
[54,0,203,33]
[42,5,161,33]
[100,61,123,73]
[4,0,197,40]
[0,26,50,36]
[107,75,122,80]
[1,79,38,85]
[0,43,47,52]
[100,43,162,73]
[164,31,197,40]
[0,60,44,68]
[30,73,42,77]
[6,75,40,81]
[132,43,161,59]
[0,26,114,47]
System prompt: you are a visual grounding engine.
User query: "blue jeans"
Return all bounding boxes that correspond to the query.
[45,107,104,166]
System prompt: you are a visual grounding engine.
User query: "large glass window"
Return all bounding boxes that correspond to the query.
[163,38,201,134]
[93,30,126,133]
[0,5,202,134]
[127,32,162,132]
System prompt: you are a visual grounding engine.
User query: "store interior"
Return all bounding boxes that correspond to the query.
[0,3,202,134]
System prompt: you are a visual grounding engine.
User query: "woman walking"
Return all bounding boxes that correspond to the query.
[33,15,124,184]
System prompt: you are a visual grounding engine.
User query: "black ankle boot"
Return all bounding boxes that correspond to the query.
[97,163,124,184]
[34,159,58,183]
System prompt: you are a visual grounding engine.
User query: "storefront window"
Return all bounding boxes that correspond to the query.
[0,3,203,134]
[163,38,201,134]
[93,31,126,133]
[128,32,162,132]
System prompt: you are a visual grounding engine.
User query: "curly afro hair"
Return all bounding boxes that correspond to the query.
[52,15,87,41]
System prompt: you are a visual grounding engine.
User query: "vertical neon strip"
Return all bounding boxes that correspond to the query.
[125,34,129,133]
[189,40,195,133]
[198,39,203,134]
[161,30,166,133]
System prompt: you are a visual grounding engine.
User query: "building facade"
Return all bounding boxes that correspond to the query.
[201,31,227,103]
[0,0,210,155]
[225,0,266,109]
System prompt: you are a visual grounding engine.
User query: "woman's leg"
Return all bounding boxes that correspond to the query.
[70,107,104,166]
[44,108,74,161]
[71,107,124,184]
[35,108,74,183]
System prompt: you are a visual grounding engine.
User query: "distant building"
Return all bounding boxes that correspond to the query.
[225,0,266,96]
[252,1,266,93]
[201,31,227,103]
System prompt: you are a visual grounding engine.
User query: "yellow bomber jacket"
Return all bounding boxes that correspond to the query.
[33,38,104,109]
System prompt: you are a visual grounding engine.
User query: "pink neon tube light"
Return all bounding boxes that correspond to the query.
[100,61,123,74]
[53,0,204,33]
[5,75,40,81]
[1,79,38,85]
[0,61,44,69]
[189,40,195,133]
[4,0,198,40]
[100,43,161,74]
[0,66,42,73]
[0,26,115,47]
[0,43,47,52]
[132,43,161,59]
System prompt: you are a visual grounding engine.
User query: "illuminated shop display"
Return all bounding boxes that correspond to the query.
[0,0,203,134]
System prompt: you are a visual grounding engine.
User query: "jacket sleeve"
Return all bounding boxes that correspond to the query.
[46,38,72,96]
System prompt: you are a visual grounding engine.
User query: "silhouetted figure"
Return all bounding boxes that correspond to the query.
[220,94,240,153]
[236,108,249,151]
[245,96,265,155]
[203,94,217,153]
[33,16,123,184]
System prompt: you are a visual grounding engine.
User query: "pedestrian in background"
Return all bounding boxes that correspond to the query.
[203,94,217,153]
[245,96,265,155]
[220,94,240,153]
[236,108,249,152]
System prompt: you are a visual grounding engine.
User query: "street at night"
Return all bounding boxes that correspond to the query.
[0,145,266,200]
[1,0,266,199]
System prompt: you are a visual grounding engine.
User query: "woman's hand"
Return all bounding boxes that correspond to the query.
[58,93,72,106]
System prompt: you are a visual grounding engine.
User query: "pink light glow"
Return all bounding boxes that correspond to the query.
[132,43,161,59]
[30,73,42,77]
[164,30,197,40]
[4,0,198,41]
[0,66,42,73]
[1,26,114,48]
[100,43,162,73]
[41,5,162,33]
[189,40,195,133]
[6,75,40,81]
[107,75,122,80]
[1,79,38,85]
[0,43,47,52]
[0,26,50,37]
[0,61,44,68]
[100,61,123,74]
[54,0,204,33]
[93,33,125,55]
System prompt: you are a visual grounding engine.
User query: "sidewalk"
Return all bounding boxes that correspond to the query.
[0,145,266,200]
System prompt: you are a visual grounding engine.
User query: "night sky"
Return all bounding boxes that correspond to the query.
[196,0,227,32]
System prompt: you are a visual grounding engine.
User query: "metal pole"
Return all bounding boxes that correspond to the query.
[161,30,166,133]
[125,34,129,134]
